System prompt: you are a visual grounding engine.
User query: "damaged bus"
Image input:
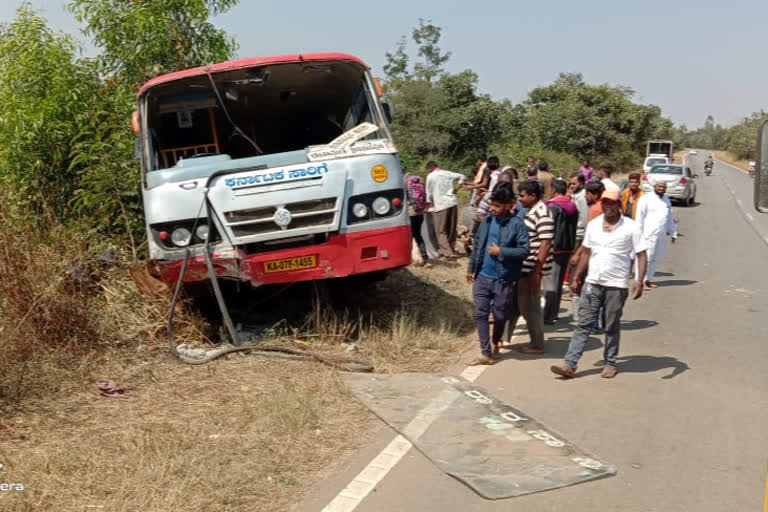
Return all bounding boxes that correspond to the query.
[134,53,411,294]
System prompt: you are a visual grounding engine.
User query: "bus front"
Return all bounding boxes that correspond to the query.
[135,53,411,290]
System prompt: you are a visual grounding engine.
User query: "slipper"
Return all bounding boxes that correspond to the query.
[469,356,495,366]
[492,340,503,356]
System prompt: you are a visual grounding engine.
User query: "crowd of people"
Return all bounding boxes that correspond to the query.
[405,155,680,379]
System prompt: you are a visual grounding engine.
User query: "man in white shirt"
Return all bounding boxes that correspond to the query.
[598,165,620,191]
[635,181,677,289]
[425,160,466,259]
[550,188,648,379]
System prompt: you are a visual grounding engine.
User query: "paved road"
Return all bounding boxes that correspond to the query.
[302,155,768,512]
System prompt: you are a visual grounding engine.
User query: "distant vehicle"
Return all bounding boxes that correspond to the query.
[643,155,669,173]
[688,149,698,155]
[748,160,756,178]
[646,140,674,160]
[642,164,697,206]
[704,156,714,176]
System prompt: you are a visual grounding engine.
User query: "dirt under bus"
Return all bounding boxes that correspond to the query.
[134,53,411,295]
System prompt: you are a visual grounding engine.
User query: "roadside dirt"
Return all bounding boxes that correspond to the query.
[713,150,750,172]
[0,261,477,512]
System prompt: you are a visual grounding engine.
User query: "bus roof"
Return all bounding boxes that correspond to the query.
[138,52,369,97]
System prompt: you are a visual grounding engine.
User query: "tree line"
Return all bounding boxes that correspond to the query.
[383,19,677,177]
[678,113,767,160]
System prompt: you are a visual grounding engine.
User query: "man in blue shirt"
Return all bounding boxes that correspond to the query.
[466,183,530,365]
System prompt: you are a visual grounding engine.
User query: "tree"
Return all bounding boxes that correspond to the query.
[68,0,239,86]
[383,36,410,81]
[411,19,451,83]
[520,74,673,167]
[0,6,100,216]
[62,0,241,252]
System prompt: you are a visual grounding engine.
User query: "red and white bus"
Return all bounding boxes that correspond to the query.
[133,53,411,292]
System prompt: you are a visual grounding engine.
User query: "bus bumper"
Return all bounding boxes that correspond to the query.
[153,225,412,287]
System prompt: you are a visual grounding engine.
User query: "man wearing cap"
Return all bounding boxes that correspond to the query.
[550,188,648,379]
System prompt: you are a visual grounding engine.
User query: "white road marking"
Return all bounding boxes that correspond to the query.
[322,345,495,511]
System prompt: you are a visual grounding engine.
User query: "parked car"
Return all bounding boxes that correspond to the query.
[643,155,669,173]
[642,164,697,206]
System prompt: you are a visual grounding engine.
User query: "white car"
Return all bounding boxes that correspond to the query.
[642,164,697,206]
[688,149,698,155]
[643,155,669,174]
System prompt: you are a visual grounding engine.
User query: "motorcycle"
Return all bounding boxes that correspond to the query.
[705,163,713,176]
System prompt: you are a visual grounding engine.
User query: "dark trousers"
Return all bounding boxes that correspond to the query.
[433,206,458,257]
[410,214,428,260]
[473,275,515,357]
[543,253,571,322]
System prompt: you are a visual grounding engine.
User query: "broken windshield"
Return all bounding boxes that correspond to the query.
[141,61,389,171]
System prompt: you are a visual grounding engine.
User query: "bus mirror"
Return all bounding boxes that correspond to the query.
[756,119,768,213]
[382,102,393,124]
[131,110,139,133]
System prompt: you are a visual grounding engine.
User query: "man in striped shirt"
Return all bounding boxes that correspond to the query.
[505,180,554,354]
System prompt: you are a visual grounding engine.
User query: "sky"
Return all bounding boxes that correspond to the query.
[2,0,766,129]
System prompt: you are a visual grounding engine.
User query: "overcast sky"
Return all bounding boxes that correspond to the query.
[2,0,766,128]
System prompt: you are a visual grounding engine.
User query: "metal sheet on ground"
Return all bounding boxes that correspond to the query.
[342,373,617,499]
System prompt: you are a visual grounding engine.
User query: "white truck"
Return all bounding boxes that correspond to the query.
[643,140,674,173]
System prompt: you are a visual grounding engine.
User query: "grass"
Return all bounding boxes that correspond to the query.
[0,213,477,512]
[0,359,369,512]
[713,150,750,172]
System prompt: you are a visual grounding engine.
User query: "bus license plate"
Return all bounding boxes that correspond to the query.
[264,255,317,273]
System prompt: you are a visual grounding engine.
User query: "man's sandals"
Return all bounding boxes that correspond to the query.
[469,341,504,366]
[469,355,495,366]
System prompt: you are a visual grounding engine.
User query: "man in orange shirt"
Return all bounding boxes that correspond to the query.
[620,172,644,219]
[586,181,605,222]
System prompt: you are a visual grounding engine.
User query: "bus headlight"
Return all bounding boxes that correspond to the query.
[352,203,368,218]
[171,227,192,247]
[195,224,210,241]
[372,197,391,215]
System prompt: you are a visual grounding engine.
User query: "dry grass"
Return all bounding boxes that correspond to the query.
[0,212,102,405]
[672,150,688,164]
[298,264,475,373]
[0,243,477,512]
[713,150,750,172]
[0,358,368,512]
